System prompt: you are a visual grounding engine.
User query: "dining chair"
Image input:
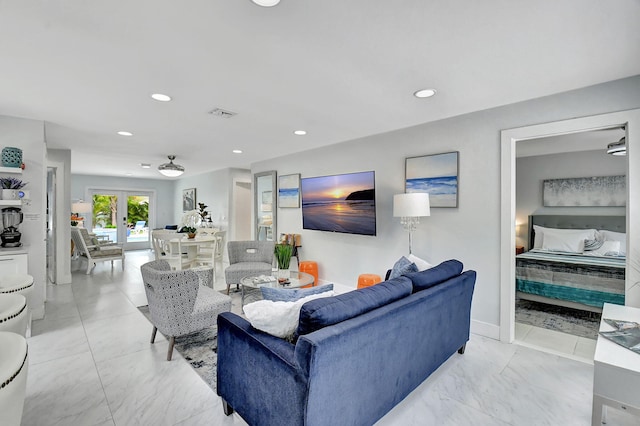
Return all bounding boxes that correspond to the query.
[151,230,192,270]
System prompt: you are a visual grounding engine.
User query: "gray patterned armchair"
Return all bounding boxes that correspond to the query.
[224,241,274,294]
[140,260,232,361]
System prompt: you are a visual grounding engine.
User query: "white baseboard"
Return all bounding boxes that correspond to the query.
[471,319,500,340]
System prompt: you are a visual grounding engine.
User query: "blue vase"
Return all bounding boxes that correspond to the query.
[2,147,22,168]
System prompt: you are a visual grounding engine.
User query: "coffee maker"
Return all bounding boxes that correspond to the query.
[1,206,23,247]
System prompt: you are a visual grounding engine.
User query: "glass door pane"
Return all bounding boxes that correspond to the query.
[91,193,120,243]
[126,194,150,249]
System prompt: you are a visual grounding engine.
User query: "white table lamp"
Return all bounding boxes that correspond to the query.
[393,193,430,254]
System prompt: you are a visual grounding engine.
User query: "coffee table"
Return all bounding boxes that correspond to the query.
[240,271,314,305]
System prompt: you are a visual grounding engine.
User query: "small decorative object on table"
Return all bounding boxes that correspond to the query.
[180,226,197,239]
[1,147,22,167]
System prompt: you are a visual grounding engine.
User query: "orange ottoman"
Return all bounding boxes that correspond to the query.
[299,261,318,288]
[357,274,382,289]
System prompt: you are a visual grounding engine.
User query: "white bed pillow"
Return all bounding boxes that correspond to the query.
[599,230,627,255]
[243,290,335,339]
[541,231,586,253]
[583,240,622,257]
[532,225,596,249]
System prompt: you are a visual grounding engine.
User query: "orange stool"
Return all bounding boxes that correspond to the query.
[299,261,318,288]
[357,274,382,289]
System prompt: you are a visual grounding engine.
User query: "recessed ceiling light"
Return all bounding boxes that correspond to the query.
[294,130,307,136]
[251,0,280,6]
[140,163,151,169]
[232,149,243,154]
[151,93,172,102]
[117,131,133,136]
[413,88,437,98]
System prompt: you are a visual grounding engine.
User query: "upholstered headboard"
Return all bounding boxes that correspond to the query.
[527,215,626,250]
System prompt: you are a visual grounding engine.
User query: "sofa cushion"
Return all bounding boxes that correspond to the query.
[389,256,418,279]
[296,276,412,337]
[261,284,334,302]
[404,259,463,292]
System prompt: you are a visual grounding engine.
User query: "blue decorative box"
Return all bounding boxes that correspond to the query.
[2,147,22,168]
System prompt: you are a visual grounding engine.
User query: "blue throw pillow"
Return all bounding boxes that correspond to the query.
[389,256,418,279]
[261,284,334,302]
[404,259,463,292]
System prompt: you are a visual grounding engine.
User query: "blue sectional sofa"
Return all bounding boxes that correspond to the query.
[216,260,476,426]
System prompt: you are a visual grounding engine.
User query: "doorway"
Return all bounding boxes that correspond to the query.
[500,109,640,343]
[46,168,56,283]
[87,189,155,250]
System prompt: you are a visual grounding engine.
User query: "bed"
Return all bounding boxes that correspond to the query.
[515,215,626,313]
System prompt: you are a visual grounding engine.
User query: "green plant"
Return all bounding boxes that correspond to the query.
[0,177,27,189]
[180,226,197,234]
[274,243,293,269]
[197,202,209,221]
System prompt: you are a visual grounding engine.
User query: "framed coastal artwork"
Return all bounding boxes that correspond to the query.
[542,175,626,207]
[182,188,196,211]
[405,151,459,208]
[278,173,301,208]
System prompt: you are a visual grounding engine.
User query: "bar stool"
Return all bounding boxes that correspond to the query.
[298,261,318,288]
[0,331,29,426]
[0,294,28,336]
[357,274,382,289]
[0,274,34,302]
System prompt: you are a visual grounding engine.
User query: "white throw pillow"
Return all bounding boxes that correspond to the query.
[407,254,433,271]
[599,230,627,255]
[243,290,334,339]
[541,231,585,253]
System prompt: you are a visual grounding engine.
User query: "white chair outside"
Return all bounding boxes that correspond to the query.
[0,331,28,426]
[71,227,125,274]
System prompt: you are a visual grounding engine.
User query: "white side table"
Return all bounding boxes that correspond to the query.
[592,303,640,425]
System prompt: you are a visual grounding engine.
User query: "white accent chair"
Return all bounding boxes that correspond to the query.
[0,294,28,336]
[140,260,232,361]
[0,331,29,426]
[71,227,125,274]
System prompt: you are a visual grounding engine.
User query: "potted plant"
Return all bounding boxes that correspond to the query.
[274,243,293,280]
[180,225,197,239]
[0,177,27,200]
[197,202,210,224]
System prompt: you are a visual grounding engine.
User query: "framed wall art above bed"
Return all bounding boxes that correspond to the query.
[542,175,626,207]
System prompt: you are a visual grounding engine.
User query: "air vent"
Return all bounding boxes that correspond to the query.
[208,108,237,118]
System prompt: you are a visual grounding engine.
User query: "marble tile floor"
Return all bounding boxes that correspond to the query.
[22,250,639,425]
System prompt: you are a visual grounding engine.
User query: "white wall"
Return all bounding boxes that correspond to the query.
[47,148,72,284]
[516,149,626,248]
[253,75,640,333]
[0,115,47,319]
[71,174,175,228]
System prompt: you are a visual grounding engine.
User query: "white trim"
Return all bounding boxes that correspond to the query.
[500,109,640,343]
[471,319,500,340]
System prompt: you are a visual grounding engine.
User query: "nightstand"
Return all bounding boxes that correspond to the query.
[515,246,524,255]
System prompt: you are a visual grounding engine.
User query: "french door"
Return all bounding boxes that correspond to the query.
[88,190,154,250]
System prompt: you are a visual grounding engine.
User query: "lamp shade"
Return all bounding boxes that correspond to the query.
[393,193,430,217]
[71,202,92,213]
[158,155,185,177]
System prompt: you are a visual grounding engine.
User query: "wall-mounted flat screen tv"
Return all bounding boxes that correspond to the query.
[301,171,376,236]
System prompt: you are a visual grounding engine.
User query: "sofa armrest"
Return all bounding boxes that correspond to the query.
[216,312,308,425]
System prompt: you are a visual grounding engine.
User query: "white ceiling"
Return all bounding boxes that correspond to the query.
[1,0,638,179]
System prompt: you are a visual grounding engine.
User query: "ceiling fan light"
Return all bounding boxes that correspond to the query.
[606,137,626,156]
[158,155,185,177]
[251,0,280,6]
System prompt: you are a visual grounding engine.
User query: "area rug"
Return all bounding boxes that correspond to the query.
[137,290,243,392]
[515,298,600,340]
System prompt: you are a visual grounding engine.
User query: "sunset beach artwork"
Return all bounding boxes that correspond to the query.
[405,152,458,208]
[301,171,376,236]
